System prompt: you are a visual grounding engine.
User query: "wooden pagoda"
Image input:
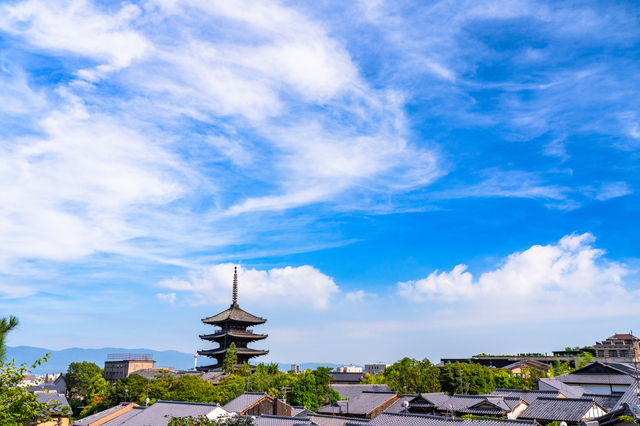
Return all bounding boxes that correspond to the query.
[197,267,268,371]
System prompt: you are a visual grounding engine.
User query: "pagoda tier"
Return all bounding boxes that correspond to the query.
[202,305,266,327]
[197,267,268,372]
[199,330,268,343]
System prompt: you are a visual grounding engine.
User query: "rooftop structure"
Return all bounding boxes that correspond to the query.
[594,333,640,363]
[198,267,268,370]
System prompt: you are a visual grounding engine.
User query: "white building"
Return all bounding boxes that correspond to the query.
[364,363,390,376]
[336,365,362,373]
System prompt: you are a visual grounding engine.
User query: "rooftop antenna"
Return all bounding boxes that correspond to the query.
[232,267,238,307]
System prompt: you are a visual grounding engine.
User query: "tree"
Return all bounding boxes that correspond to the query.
[223,343,238,373]
[287,367,339,411]
[439,362,494,395]
[66,361,104,404]
[383,358,440,394]
[575,352,594,370]
[0,355,70,426]
[0,315,19,363]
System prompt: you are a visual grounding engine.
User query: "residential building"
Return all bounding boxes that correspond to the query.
[223,392,292,416]
[364,364,390,376]
[552,362,638,395]
[317,391,399,419]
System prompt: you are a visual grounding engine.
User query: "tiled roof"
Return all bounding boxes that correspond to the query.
[73,403,138,426]
[199,347,269,357]
[252,415,311,426]
[318,392,398,416]
[117,400,224,425]
[613,382,639,411]
[33,391,71,414]
[490,389,561,405]
[344,392,398,415]
[330,373,365,383]
[418,394,451,407]
[224,392,272,413]
[100,407,147,426]
[519,398,601,422]
[386,395,417,413]
[585,395,621,411]
[538,379,590,398]
[202,305,267,325]
[311,414,370,426]
[292,407,315,417]
[331,384,392,400]
[554,374,635,385]
[610,334,636,340]
[369,412,537,426]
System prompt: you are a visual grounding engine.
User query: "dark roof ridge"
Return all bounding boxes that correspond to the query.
[493,388,557,393]
[535,397,596,402]
[450,394,495,398]
[244,392,270,395]
[310,414,368,421]
[155,400,221,406]
[378,412,463,422]
[361,391,397,394]
[259,415,311,420]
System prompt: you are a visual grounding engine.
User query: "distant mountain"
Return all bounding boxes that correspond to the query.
[6,346,196,374]
[6,346,356,375]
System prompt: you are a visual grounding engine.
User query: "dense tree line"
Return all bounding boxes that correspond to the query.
[362,357,547,394]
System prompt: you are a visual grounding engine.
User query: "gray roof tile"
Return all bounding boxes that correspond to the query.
[119,400,224,425]
[613,382,639,411]
[519,398,602,423]
[224,392,272,413]
[311,414,370,426]
[369,412,537,426]
[331,385,392,401]
[73,403,139,426]
[252,415,311,426]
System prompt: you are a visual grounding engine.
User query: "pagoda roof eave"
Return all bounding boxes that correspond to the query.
[198,348,269,357]
[200,332,268,341]
[202,304,267,325]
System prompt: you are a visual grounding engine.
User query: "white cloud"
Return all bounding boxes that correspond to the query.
[158,263,339,309]
[156,292,176,303]
[345,290,373,302]
[0,0,149,81]
[398,233,630,304]
[595,182,632,201]
[0,94,187,270]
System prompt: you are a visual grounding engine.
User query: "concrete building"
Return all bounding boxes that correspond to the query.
[336,365,362,373]
[104,354,156,384]
[364,364,390,376]
[594,334,640,363]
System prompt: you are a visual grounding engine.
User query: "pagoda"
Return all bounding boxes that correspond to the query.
[197,267,268,371]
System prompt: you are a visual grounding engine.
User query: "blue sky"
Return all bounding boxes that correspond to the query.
[1,0,640,366]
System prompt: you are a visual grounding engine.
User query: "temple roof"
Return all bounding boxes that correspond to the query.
[198,347,269,357]
[202,304,267,325]
[200,331,268,341]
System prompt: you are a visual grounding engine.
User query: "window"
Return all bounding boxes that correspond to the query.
[609,350,618,357]
[621,350,629,357]
[598,350,605,357]
[603,341,612,345]
[614,341,624,345]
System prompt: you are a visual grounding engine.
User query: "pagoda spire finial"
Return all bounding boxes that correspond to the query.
[232,266,238,306]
